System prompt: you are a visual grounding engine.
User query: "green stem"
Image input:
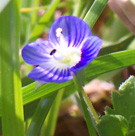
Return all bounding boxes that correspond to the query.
[72,72,98,136]
[81,89,99,124]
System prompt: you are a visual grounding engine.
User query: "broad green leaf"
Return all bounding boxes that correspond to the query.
[97,115,128,136]
[106,76,135,120]
[0,0,24,135]
[27,91,57,136]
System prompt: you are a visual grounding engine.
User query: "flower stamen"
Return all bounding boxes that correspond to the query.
[56,28,63,37]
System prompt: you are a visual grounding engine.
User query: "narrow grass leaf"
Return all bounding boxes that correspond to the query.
[0,1,24,136]
[27,91,57,136]
[22,80,73,105]
[85,49,135,80]
[84,0,108,28]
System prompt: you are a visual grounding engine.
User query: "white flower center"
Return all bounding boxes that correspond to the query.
[50,47,81,68]
[49,28,82,69]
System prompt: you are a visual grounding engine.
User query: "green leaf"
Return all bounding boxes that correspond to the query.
[106,76,135,120]
[97,115,128,136]
[27,91,57,136]
[0,1,24,136]
[22,80,73,105]
[85,49,135,81]
[84,0,108,28]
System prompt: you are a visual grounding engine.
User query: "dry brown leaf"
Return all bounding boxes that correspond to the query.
[108,0,135,35]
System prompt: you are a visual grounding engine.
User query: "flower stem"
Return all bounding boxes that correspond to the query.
[81,88,100,124]
[71,72,98,136]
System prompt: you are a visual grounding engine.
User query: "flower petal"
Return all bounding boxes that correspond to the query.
[22,41,53,65]
[72,36,102,71]
[49,15,92,48]
[28,65,74,83]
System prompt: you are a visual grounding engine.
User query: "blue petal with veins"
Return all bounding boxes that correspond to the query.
[22,15,102,83]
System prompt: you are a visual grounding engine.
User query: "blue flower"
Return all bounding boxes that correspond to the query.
[22,15,102,83]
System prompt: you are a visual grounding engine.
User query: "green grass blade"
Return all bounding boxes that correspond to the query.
[84,0,108,28]
[85,49,135,80]
[28,0,60,42]
[99,34,134,56]
[22,49,135,105]
[22,80,72,105]
[41,89,64,136]
[27,91,57,136]
[0,1,24,136]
